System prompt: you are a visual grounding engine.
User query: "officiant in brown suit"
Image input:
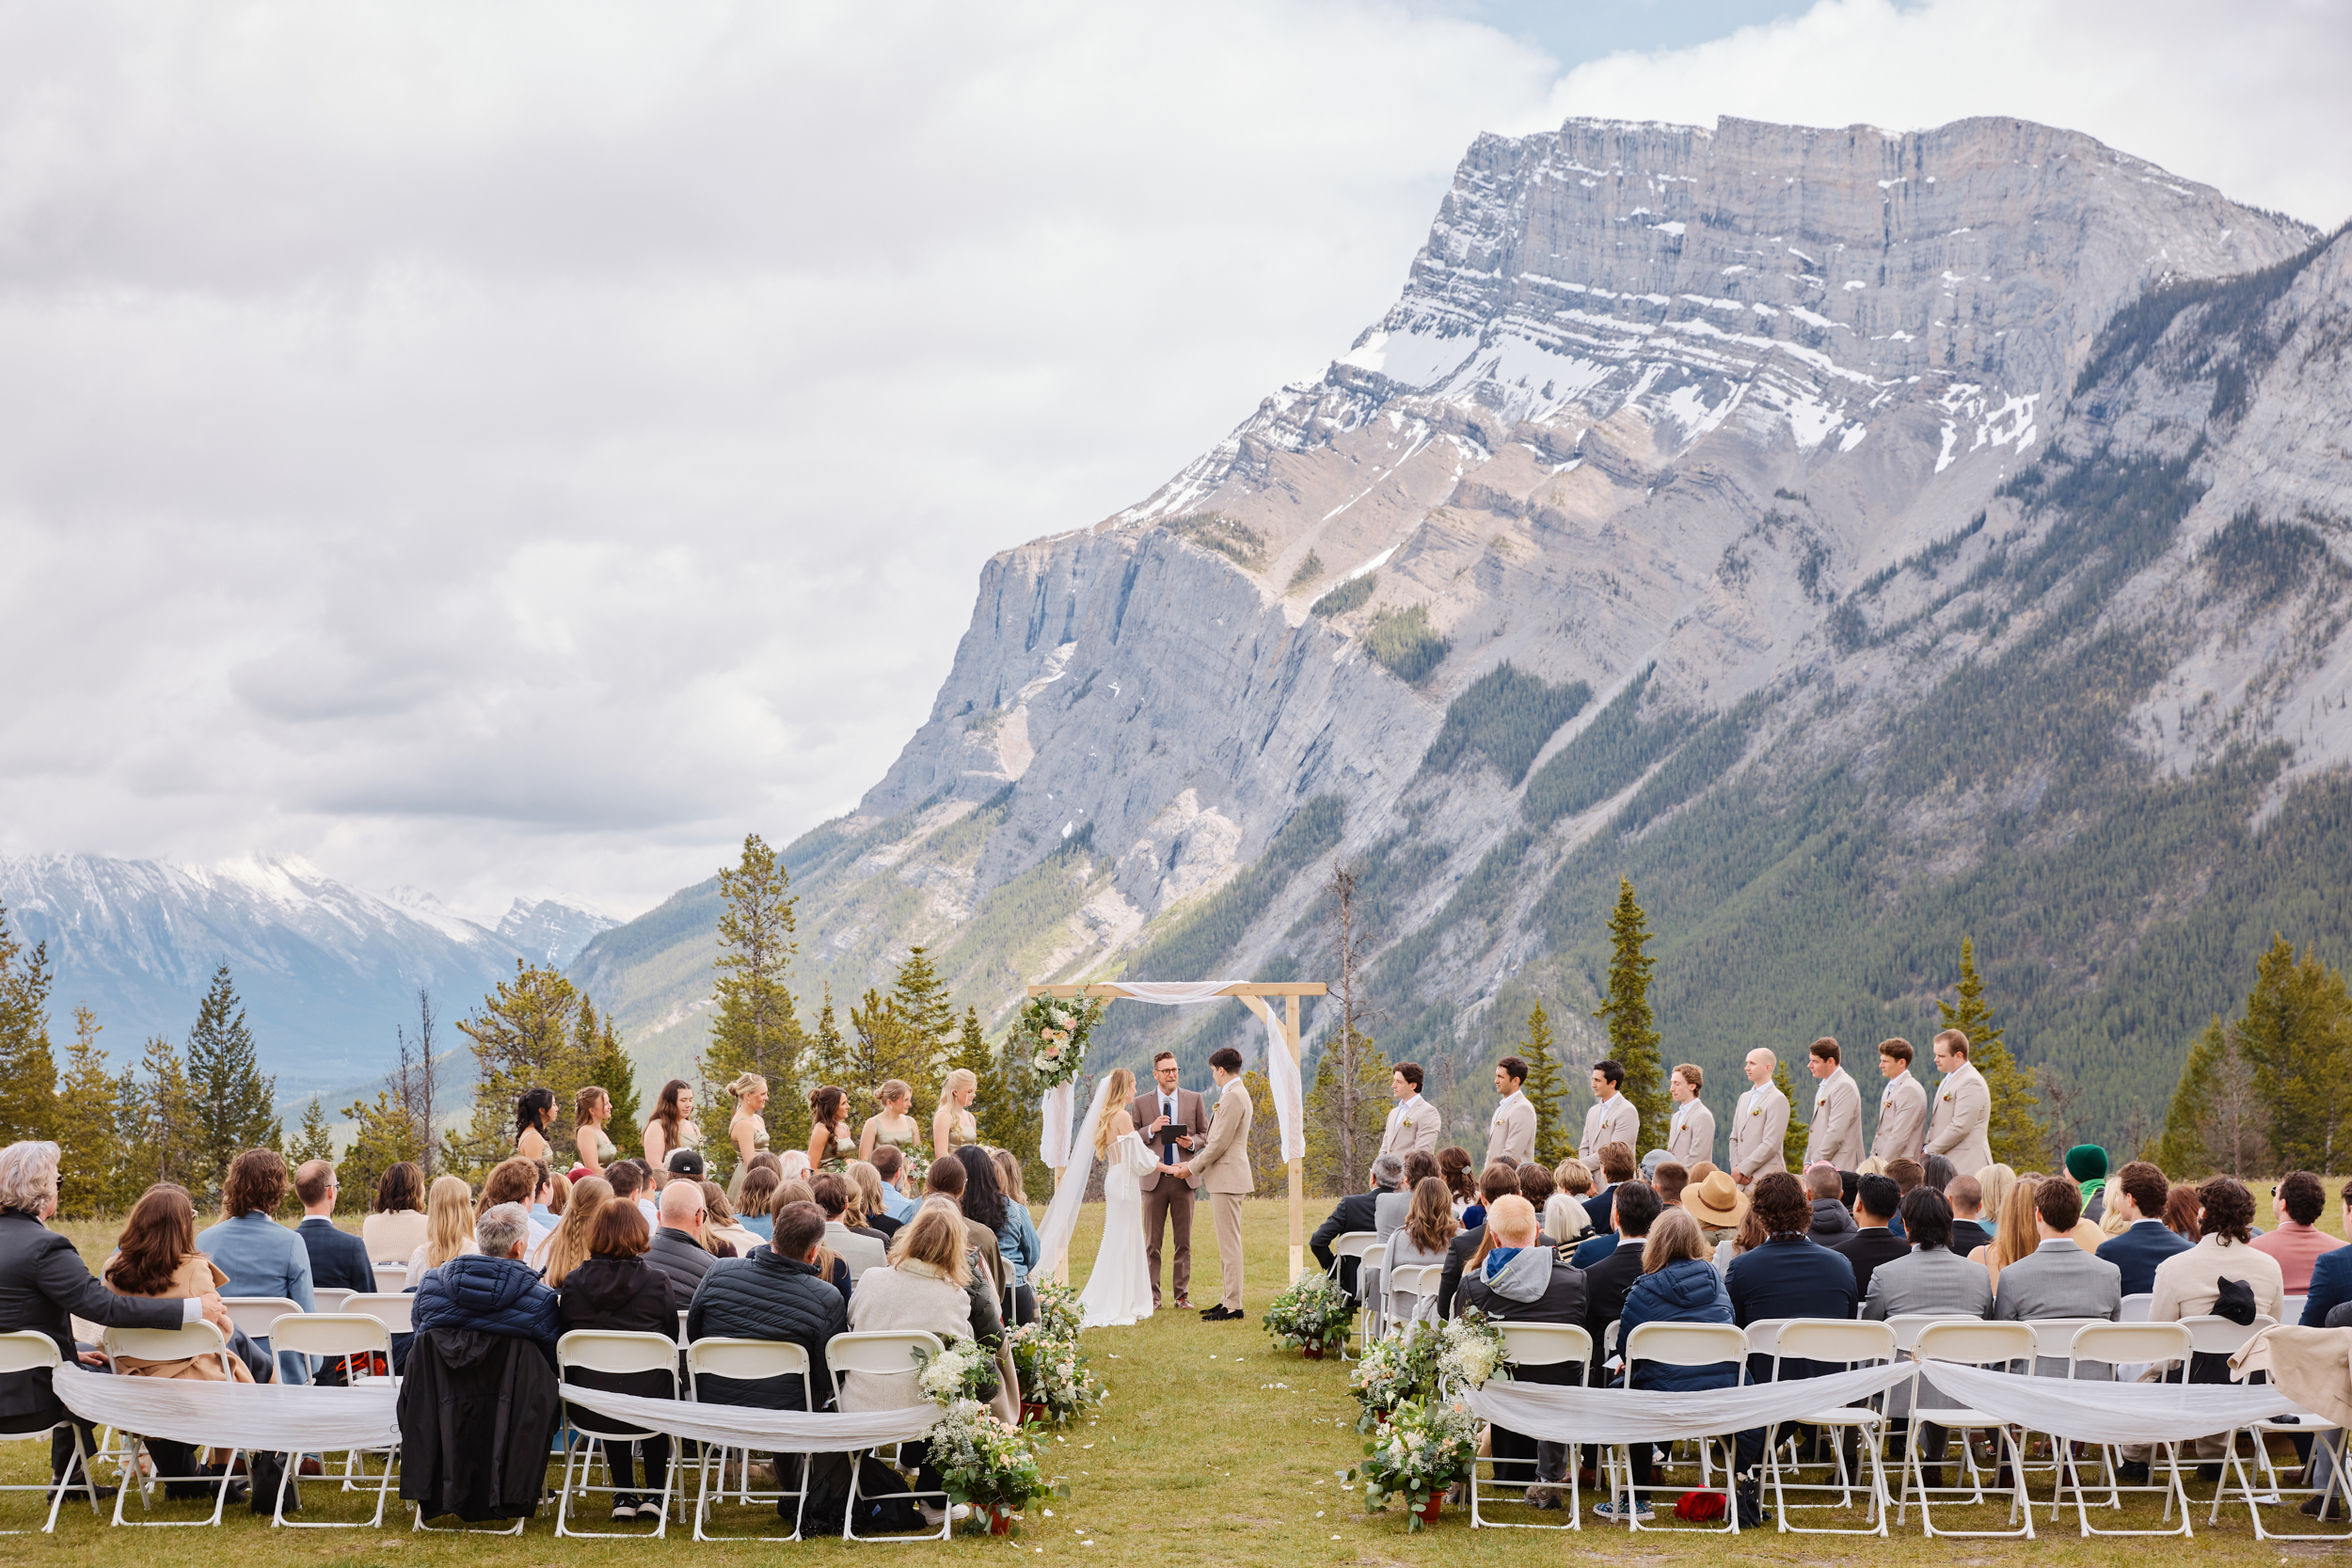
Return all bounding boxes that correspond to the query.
[1132,1050,1207,1310]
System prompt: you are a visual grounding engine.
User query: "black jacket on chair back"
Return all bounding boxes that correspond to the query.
[397,1325,562,1523]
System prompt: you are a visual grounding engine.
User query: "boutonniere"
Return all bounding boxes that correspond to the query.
[1941,1090,1954,1102]
[1749,1104,1763,1117]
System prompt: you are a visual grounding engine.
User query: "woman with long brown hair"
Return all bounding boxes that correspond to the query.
[1379,1175,1457,1329]
[644,1079,699,1172]
[555,1200,680,1522]
[574,1085,617,1177]
[363,1160,428,1265]
[105,1184,261,1497]
[805,1085,852,1173]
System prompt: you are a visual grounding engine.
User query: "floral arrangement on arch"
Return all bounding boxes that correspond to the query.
[926,1398,1067,1532]
[1006,1321,1107,1424]
[1262,1273,1354,1355]
[1343,1395,1482,1528]
[1016,994,1104,1090]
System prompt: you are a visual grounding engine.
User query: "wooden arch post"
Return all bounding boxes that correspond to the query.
[1025,981,1325,1284]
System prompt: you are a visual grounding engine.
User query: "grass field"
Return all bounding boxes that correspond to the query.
[8,1191,2347,1565]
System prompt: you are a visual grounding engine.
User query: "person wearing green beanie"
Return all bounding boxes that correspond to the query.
[2064,1145,2108,1223]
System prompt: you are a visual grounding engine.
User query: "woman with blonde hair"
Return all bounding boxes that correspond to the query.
[1073,1068,1157,1326]
[806,1085,852,1173]
[845,1160,901,1242]
[1544,1159,1596,1245]
[736,1165,782,1243]
[1970,1171,2043,1289]
[404,1175,478,1287]
[1976,1164,2016,1237]
[931,1069,979,1161]
[990,1147,1029,1208]
[701,1180,761,1259]
[542,1176,612,1288]
[859,1079,924,1173]
[723,1072,771,1191]
[574,1085,617,1177]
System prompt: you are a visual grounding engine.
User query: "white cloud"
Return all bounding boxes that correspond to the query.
[0,0,2340,924]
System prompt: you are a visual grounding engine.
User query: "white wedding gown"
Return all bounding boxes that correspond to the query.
[1076,1130,1160,1327]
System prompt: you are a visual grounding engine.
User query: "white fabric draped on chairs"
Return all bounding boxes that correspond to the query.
[50,1362,400,1454]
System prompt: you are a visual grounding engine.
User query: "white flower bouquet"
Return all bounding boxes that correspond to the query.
[1348,1321,1441,1431]
[1006,1320,1106,1423]
[1436,1307,1514,1392]
[1015,994,1104,1090]
[914,1338,998,1406]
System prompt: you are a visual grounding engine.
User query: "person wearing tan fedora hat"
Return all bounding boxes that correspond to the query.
[1683,1168,1749,1239]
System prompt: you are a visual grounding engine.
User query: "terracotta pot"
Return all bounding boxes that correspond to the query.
[1302,1345,1326,1360]
[986,1504,1017,1535]
[1020,1402,1048,1425]
[1417,1495,1443,1524]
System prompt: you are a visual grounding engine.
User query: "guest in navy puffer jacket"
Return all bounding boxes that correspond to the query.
[1604,1210,1738,1520]
[412,1203,562,1366]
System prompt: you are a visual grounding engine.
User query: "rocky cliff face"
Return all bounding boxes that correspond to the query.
[580,114,2347,1140]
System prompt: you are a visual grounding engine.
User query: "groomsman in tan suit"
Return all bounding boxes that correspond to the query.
[1578,1059,1639,1164]
[1870,1037,1929,1164]
[1378,1062,1441,1160]
[1665,1063,1715,1168]
[1802,1037,1865,1170]
[1923,1029,1994,1177]
[1176,1046,1254,1320]
[1486,1056,1536,1168]
[1726,1047,1789,1186]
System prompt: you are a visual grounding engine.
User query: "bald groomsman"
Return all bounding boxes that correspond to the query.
[1379,1063,1442,1160]
[1871,1037,1928,1164]
[1923,1029,1994,1177]
[1726,1047,1790,1187]
[1803,1037,1864,1171]
[1665,1063,1715,1169]
[1579,1059,1639,1165]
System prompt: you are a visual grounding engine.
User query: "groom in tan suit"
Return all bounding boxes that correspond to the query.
[1175,1045,1253,1321]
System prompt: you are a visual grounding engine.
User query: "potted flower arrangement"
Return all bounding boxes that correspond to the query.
[1006,1321,1106,1425]
[1348,1322,1441,1432]
[1344,1396,1482,1528]
[1262,1274,1354,1358]
[914,1338,1000,1406]
[1033,1281,1085,1341]
[1435,1307,1513,1393]
[927,1398,1067,1536]
[1015,994,1104,1090]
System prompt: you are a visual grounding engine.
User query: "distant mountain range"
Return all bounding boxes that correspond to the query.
[0,854,615,1094]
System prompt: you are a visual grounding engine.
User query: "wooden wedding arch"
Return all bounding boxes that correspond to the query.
[1025,980,1327,1283]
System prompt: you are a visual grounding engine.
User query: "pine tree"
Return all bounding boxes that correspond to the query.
[0,903,58,1145]
[124,1033,198,1192]
[889,947,959,1081]
[2233,934,2352,1174]
[2155,1017,2269,1178]
[1305,1029,1390,1197]
[1936,937,2045,1167]
[54,1005,123,1220]
[286,1098,338,1166]
[184,963,277,1198]
[1518,1003,1574,1166]
[1591,879,1667,1142]
[451,960,592,1182]
[832,989,933,1104]
[701,832,807,1147]
[1771,1060,1808,1171]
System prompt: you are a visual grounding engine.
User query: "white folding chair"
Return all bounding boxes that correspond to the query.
[2054,1322,2194,1537]
[1467,1323,1590,1531]
[1765,1320,1897,1535]
[262,1315,398,1528]
[555,1330,681,1538]
[220,1297,304,1339]
[99,1323,243,1528]
[2282,1295,2308,1327]
[685,1338,813,1541]
[340,1293,414,1335]
[826,1331,949,1541]
[1614,1323,1750,1533]
[0,1332,100,1534]
[2118,1292,2153,1323]
[1901,1320,2038,1538]
[1327,1232,1379,1353]
[311,1289,356,1315]
[373,1264,408,1294]
[1383,1264,1441,1330]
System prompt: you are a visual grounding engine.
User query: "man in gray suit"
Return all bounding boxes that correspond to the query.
[1992,1178,2122,1376]
[1862,1187,1990,1489]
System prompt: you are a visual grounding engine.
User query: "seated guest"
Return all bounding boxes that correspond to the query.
[1604,1209,1736,1523]
[1379,1177,1456,1330]
[542,1177,612,1288]
[849,1160,905,1243]
[1680,1168,1748,1265]
[700,1180,761,1259]
[1919,1154,1957,1198]
[869,1144,919,1224]
[555,1200,680,1522]
[1457,1196,1587,1511]
[2151,1176,2284,1325]
[475,1157,551,1260]
[1993,1177,2122,1374]
[845,1199,998,1529]
[405,1175,480,1287]
[964,1148,1041,1324]
[1438,1163,1524,1319]
[2162,1182,2202,1242]
[411,1202,562,1365]
[362,1162,428,1266]
[1970,1174,2043,1291]
[1544,1160,1595,1245]
[1863,1188,1989,1488]
[735,1166,782,1243]
[1882,1156,1924,1240]
[2302,1180,2352,1326]
[1571,1188,1632,1269]
[2252,1171,2345,1293]
[1438,1147,1475,1218]
[1830,1174,1909,1301]
[1806,1164,1856,1241]
[1652,1163,1690,1210]
[607,1160,653,1222]
[2066,1145,2109,1224]
[294,1159,376,1293]
[689,1199,845,1410]
[1945,1174,1993,1257]
[1366,1153,1409,1240]
[1581,1182,1661,1383]
[1976,1164,2016,1235]
[1724,1173,1857,1518]
[104,1182,265,1500]
[1517,1162,1557,1228]
[647,1180,722,1297]
[1309,1161,1391,1302]
[923,1156,1005,1301]
[197,1148,316,1384]
[2095,1161,2192,1296]
[0,1143,229,1500]
[1584,1143,1637,1233]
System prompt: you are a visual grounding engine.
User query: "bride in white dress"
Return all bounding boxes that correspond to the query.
[1076,1068,1159,1327]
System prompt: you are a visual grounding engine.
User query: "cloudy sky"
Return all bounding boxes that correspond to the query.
[1,0,2345,924]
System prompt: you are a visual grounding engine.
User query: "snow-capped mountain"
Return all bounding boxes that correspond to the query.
[0,853,613,1093]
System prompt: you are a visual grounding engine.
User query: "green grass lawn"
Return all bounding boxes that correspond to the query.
[8,1192,2347,1564]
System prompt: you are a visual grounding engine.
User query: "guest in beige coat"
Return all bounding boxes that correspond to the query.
[1175,1047,1254,1319]
[103,1184,262,1497]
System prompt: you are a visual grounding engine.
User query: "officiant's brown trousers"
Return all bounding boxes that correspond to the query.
[1141,1179,1193,1306]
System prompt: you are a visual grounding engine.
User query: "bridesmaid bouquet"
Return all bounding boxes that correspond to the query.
[1016,994,1104,1089]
